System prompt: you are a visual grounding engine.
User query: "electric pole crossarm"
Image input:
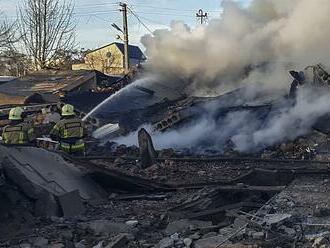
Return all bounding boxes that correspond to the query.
[196,9,208,24]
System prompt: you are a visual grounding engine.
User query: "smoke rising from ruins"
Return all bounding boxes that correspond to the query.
[112,0,330,153]
[141,0,330,95]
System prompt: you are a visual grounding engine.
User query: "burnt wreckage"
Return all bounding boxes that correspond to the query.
[1,65,330,247]
[89,64,330,153]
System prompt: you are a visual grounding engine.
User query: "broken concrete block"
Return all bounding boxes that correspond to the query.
[0,146,105,218]
[138,128,157,169]
[0,146,105,200]
[165,219,212,235]
[263,214,292,227]
[80,220,133,236]
[58,190,85,218]
[34,191,61,217]
[125,220,139,227]
[252,232,264,240]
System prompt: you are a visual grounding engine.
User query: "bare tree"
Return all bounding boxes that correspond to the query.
[18,0,76,70]
[48,48,82,70]
[0,12,16,52]
[0,50,30,76]
[86,50,115,74]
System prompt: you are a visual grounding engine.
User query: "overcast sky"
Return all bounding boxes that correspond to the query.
[0,0,251,50]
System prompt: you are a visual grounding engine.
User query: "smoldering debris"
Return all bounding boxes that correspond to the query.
[93,0,330,154]
[113,86,330,154]
[3,1,330,247]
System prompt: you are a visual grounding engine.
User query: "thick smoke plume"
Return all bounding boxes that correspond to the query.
[109,0,330,153]
[141,0,330,95]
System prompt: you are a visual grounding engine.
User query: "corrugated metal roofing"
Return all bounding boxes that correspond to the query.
[0,70,96,98]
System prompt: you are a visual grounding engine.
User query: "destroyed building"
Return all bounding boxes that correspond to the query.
[0,62,330,248]
[3,0,330,247]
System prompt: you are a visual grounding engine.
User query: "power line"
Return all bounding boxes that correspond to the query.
[75,2,119,8]
[1,3,222,20]
[129,4,222,13]
[138,16,170,28]
[131,11,193,18]
[127,7,153,34]
[0,10,120,19]
[74,10,119,17]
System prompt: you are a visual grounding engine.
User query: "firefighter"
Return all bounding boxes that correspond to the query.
[1,107,35,145]
[50,104,87,154]
[289,70,305,98]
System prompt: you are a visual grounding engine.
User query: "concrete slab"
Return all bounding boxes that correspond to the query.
[0,146,105,200]
[58,190,85,218]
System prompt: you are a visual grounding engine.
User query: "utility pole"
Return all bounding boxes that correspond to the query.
[120,2,129,73]
[196,9,208,25]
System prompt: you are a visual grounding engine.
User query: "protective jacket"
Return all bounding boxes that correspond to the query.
[50,117,87,153]
[2,122,35,145]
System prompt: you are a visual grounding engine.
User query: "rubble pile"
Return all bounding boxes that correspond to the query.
[260,131,330,161]
[2,109,330,247]
[2,174,328,248]
[2,64,330,248]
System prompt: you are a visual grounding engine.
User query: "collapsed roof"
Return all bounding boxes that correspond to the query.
[0,70,122,106]
[89,64,330,154]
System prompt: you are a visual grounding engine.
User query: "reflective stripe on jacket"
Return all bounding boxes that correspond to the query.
[60,139,85,153]
[2,123,35,145]
[50,117,87,153]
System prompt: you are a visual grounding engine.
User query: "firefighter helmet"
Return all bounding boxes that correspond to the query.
[9,107,23,120]
[61,104,75,116]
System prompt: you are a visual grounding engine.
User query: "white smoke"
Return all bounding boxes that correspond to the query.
[115,87,330,153]
[232,88,330,151]
[141,0,330,95]
[108,0,330,153]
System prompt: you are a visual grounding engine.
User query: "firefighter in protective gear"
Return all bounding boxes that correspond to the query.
[50,104,87,154]
[1,107,36,145]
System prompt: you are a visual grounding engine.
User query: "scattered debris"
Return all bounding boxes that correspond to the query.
[2,65,330,248]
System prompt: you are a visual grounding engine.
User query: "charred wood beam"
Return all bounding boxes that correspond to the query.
[76,155,330,165]
[63,154,173,193]
[110,193,168,201]
[0,103,58,120]
[204,185,285,193]
[169,185,284,213]
[67,155,330,192]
